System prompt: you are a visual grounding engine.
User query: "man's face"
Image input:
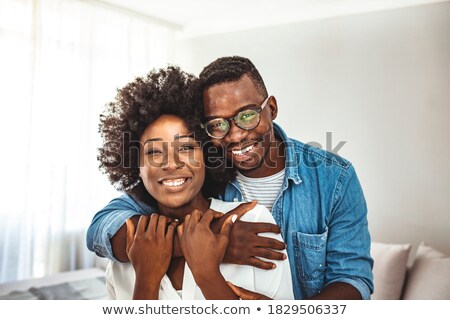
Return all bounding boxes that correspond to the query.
[203,75,278,177]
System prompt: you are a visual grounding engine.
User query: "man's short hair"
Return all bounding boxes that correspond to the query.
[199,56,268,98]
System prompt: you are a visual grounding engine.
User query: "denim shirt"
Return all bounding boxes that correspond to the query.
[86,123,374,300]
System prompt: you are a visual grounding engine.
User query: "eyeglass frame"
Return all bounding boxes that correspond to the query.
[201,95,271,139]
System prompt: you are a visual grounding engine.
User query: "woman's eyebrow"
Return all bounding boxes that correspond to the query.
[143,138,162,144]
[174,133,194,140]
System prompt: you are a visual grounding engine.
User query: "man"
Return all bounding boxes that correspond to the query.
[87,56,373,299]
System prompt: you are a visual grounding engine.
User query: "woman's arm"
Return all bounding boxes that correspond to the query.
[126,214,177,300]
[177,209,238,300]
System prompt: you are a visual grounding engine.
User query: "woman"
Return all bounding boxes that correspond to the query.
[98,66,293,300]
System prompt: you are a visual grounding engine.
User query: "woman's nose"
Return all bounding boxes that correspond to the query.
[161,151,185,170]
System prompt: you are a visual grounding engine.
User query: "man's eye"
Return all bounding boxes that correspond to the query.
[210,121,226,128]
[239,111,257,122]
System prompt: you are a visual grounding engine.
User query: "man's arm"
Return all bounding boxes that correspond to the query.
[86,194,149,261]
[88,196,287,267]
[311,164,374,300]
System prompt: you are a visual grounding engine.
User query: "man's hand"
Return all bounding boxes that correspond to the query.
[210,201,287,270]
[227,282,272,300]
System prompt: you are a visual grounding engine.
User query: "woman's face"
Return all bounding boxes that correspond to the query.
[139,114,206,211]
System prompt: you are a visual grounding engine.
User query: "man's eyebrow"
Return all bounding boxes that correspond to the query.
[204,103,258,120]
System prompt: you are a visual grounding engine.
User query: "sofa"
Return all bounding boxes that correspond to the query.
[370,241,450,299]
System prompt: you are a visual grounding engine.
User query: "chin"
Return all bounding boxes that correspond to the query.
[235,162,261,172]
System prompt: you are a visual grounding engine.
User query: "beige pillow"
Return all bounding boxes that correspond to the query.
[402,242,450,300]
[370,242,412,300]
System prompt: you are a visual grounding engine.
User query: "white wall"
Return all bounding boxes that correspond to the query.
[175,2,450,254]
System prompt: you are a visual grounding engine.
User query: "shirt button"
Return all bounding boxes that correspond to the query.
[233,198,238,202]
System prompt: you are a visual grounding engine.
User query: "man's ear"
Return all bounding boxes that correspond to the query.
[268,96,278,121]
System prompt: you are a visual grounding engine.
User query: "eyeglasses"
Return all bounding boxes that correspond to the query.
[201,96,271,139]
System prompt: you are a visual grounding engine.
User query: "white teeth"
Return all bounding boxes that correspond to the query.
[232,145,254,156]
[162,179,186,187]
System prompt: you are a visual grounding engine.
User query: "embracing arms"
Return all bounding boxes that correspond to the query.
[87,197,286,269]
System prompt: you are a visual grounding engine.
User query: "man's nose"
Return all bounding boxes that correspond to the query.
[224,120,248,145]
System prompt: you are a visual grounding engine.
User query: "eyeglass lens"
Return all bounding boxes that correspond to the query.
[205,109,260,138]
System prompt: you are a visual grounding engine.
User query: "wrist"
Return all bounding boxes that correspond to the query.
[192,266,221,286]
[135,273,163,287]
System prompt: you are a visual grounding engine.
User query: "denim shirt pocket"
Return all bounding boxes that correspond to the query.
[292,227,328,296]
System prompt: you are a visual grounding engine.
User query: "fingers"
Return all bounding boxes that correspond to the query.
[252,235,286,250]
[219,214,237,241]
[136,215,150,234]
[252,247,287,261]
[200,209,215,227]
[146,213,159,236]
[166,220,178,241]
[247,257,277,270]
[190,209,201,224]
[227,281,253,300]
[226,281,271,300]
[177,221,185,239]
[242,221,281,235]
[156,215,167,238]
[229,201,257,220]
[211,210,224,220]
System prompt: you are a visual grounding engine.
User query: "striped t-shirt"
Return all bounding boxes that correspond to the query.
[236,169,285,212]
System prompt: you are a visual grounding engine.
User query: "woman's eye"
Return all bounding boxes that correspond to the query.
[179,144,195,151]
[146,149,161,155]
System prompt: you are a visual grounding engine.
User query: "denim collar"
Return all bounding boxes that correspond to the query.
[273,122,302,184]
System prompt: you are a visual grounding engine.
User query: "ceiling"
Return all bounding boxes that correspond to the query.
[97,0,447,37]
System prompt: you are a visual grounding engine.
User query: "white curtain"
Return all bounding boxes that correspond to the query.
[0,0,176,282]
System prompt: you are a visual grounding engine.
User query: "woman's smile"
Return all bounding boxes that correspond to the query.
[159,176,192,191]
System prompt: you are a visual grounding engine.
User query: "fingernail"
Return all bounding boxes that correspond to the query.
[272,264,277,269]
[283,253,287,260]
[231,214,237,223]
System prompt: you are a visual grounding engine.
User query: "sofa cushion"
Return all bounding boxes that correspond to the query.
[402,242,450,300]
[370,242,412,300]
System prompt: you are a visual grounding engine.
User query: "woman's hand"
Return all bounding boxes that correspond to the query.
[178,209,237,278]
[177,209,238,299]
[227,282,272,300]
[126,214,178,299]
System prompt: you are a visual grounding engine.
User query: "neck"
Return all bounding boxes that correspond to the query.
[157,194,211,220]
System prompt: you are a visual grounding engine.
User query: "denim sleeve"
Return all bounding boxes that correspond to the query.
[325,164,374,299]
[86,196,148,262]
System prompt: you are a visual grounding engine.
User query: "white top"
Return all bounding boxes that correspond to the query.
[105,198,294,300]
[236,169,285,212]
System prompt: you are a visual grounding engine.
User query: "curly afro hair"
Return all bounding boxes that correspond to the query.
[198,56,268,101]
[98,66,232,204]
